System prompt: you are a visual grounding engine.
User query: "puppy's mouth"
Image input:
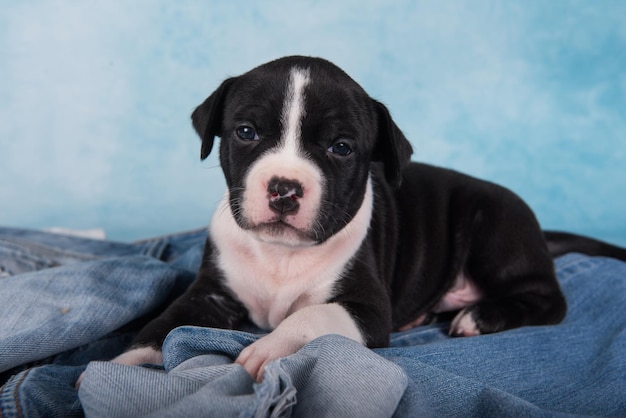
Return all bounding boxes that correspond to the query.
[249,219,317,247]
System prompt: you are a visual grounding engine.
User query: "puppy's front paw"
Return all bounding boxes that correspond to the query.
[449,307,481,337]
[236,332,305,381]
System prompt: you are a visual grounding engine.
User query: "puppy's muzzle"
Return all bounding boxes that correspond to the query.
[267,176,304,215]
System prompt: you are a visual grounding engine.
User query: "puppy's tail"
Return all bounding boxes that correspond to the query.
[544,231,626,261]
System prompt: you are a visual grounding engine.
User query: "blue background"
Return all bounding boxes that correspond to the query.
[1,1,625,245]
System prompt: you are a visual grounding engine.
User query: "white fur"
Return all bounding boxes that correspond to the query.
[211,178,374,330]
[432,271,484,313]
[281,67,310,156]
[241,153,324,243]
[449,308,481,337]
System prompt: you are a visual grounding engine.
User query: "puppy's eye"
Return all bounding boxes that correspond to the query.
[236,125,259,141]
[327,142,353,156]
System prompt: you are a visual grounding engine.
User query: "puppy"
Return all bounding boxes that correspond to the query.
[100,56,625,382]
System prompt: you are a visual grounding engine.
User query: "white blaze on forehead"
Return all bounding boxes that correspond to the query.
[280,67,311,155]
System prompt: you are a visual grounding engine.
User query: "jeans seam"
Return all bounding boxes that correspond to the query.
[14,369,29,418]
[0,367,31,418]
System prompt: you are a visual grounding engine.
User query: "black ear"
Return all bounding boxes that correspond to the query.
[372,100,413,187]
[191,78,235,160]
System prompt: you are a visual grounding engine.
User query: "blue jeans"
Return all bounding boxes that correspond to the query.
[0,227,625,417]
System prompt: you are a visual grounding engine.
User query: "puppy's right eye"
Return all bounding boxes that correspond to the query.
[236,125,260,141]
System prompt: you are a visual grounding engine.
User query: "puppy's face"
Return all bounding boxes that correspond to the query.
[192,56,412,246]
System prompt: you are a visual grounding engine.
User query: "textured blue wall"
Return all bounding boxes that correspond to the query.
[1,1,625,245]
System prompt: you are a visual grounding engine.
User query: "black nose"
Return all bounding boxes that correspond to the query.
[267,177,304,215]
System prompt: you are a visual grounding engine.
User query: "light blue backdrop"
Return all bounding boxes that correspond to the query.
[1,1,625,245]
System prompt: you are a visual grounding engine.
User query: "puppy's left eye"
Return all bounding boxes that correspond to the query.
[236,125,260,141]
[327,142,353,156]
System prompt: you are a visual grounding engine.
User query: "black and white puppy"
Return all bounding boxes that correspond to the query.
[107,56,625,381]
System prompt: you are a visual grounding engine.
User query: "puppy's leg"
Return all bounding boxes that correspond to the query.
[449,204,567,336]
[236,303,363,381]
[449,286,566,337]
[447,245,567,337]
[449,263,566,338]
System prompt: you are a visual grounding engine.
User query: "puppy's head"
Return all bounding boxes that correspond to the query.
[192,56,412,246]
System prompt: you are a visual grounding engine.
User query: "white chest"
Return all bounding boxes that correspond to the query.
[216,243,344,329]
[210,179,373,330]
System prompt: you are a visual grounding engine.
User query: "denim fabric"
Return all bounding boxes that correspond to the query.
[0,227,205,376]
[0,226,625,417]
[0,256,190,374]
[78,329,408,418]
[0,226,207,276]
[0,333,134,418]
[0,227,162,276]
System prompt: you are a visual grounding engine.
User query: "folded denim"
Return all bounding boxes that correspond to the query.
[0,333,133,418]
[78,329,408,418]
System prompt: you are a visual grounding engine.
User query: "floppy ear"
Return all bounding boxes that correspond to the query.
[191,78,236,160]
[371,99,413,187]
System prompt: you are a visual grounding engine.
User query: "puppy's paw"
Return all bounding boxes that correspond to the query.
[236,303,363,381]
[236,331,305,382]
[75,346,163,389]
[75,371,87,389]
[110,346,163,366]
[449,307,481,337]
